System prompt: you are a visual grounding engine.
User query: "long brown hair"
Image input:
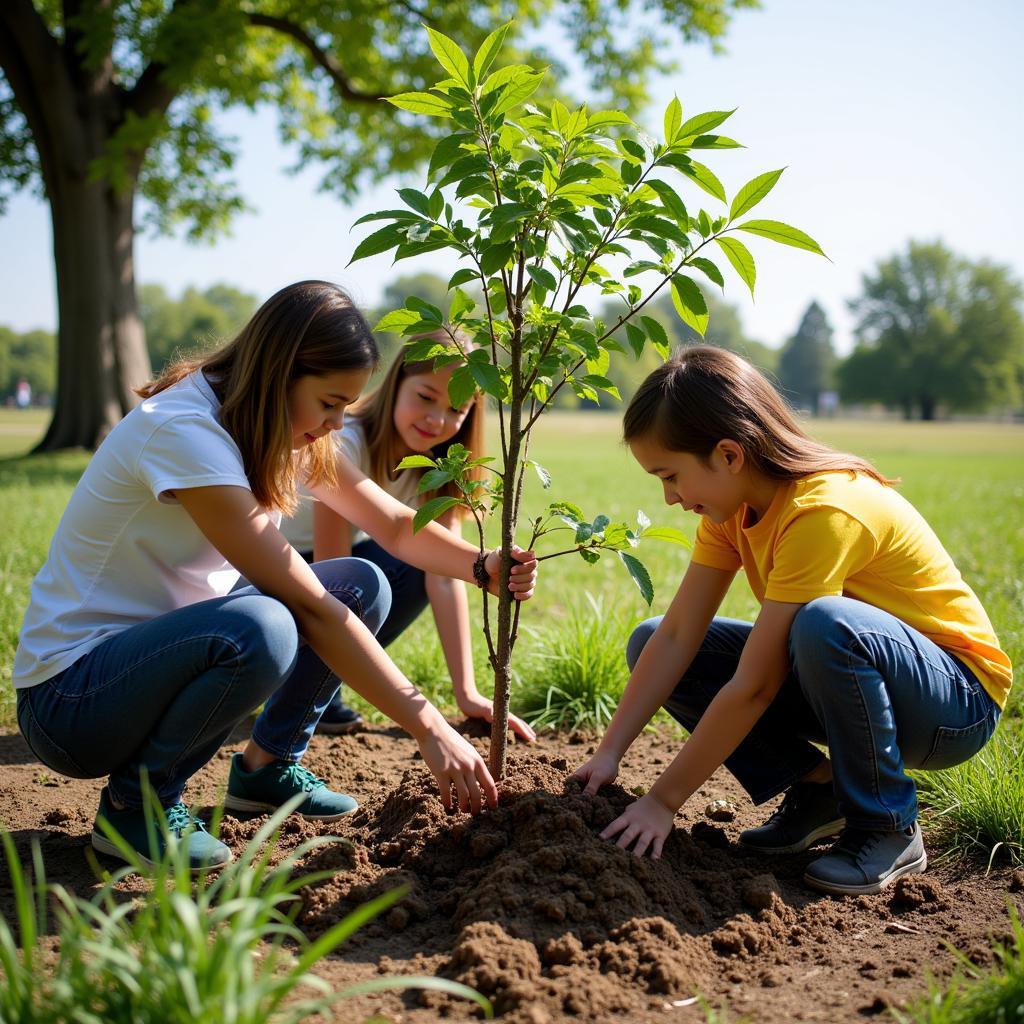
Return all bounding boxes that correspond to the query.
[352,330,485,504]
[136,281,378,513]
[623,346,896,485]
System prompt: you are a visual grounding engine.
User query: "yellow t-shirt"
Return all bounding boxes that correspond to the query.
[691,471,1012,709]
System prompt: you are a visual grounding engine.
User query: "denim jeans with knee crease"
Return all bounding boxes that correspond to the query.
[628,595,1001,832]
[16,557,391,810]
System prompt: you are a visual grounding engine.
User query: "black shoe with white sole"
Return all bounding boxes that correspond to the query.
[739,780,845,855]
[803,822,927,896]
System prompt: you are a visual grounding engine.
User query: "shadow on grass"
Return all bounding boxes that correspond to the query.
[0,451,90,489]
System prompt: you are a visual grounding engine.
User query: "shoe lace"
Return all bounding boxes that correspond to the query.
[279,762,325,793]
[833,828,882,862]
[164,802,199,835]
[769,784,811,824]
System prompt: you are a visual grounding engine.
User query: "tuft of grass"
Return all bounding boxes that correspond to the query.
[515,593,632,733]
[0,791,492,1022]
[893,905,1024,1024]
[913,726,1024,867]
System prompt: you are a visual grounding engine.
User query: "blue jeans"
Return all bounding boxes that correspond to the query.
[315,538,429,710]
[628,596,1001,831]
[16,558,391,809]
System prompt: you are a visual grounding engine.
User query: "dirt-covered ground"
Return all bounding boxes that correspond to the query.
[1,721,1020,1023]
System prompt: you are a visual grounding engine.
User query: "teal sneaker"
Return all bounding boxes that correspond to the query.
[224,754,358,820]
[91,787,232,872]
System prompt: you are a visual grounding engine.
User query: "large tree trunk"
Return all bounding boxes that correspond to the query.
[36,172,150,450]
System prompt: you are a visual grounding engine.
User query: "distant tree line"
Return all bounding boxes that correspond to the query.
[3,240,1022,419]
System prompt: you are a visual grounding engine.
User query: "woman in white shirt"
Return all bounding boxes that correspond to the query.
[14,281,536,871]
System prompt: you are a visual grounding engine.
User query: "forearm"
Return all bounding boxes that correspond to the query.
[648,680,773,811]
[598,627,697,758]
[425,573,476,702]
[298,598,443,738]
[382,508,480,585]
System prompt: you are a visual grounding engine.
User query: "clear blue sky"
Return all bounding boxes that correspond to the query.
[1,0,1021,353]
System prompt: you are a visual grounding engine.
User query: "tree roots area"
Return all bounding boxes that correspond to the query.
[2,723,1020,1023]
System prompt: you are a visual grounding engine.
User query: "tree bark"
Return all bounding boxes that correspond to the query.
[37,170,150,449]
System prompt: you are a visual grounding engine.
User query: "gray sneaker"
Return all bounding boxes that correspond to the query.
[739,780,845,854]
[804,822,927,896]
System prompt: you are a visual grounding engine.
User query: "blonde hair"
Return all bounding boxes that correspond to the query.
[624,346,896,486]
[136,281,378,514]
[351,329,485,505]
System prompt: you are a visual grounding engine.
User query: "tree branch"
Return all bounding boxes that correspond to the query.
[246,12,385,105]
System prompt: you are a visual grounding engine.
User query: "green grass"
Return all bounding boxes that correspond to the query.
[0,794,492,1022]
[893,906,1024,1024]
[913,728,1024,867]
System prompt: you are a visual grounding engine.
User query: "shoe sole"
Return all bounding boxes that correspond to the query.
[315,719,363,735]
[802,850,928,896]
[738,818,846,855]
[222,794,359,821]
[90,830,232,873]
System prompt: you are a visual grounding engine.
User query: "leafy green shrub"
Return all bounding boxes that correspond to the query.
[913,727,1024,867]
[0,795,491,1022]
[516,593,632,732]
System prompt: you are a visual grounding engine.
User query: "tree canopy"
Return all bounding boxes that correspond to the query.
[777,299,835,413]
[841,241,1024,420]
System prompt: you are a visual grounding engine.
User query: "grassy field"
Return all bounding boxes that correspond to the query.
[1,408,1021,730]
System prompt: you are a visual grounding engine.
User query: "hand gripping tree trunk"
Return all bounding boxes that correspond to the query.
[354,24,827,780]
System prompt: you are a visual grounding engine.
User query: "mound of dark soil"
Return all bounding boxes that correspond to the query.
[297,753,798,1020]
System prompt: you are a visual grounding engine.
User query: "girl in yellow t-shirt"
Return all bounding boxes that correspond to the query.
[573,345,1008,896]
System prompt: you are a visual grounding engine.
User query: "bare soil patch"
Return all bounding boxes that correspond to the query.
[1,723,1018,1023]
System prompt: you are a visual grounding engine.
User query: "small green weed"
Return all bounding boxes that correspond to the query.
[516,593,632,733]
[893,905,1024,1024]
[0,793,491,1022]
[913,725,1024,867]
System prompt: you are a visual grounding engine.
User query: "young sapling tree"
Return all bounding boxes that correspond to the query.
[351,23,826,778]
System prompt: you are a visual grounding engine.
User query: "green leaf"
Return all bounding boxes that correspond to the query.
[729,168,784,221]
[527,264,557,292]
[480,63,533,94]
[625,322,646,358]
[413,496,462,533]
[714,236,757,298]
[579,548,601,564]
[473,22,510,81]
[448,268,477,288]
[419,468,455,493]
[395,455,436,471]
[735,220,828,257]
[668,158,726,203]
[690,256,724,288]
[448,287,476,321]
[374,308,421,332]
[469,359,505,399]
[640,526,692,546]
[480,242,514,275]
[529,460,552,488]
[646,179,689,227]
[386,92,455,118]
[619,551,654,605]
[670,274,709,337]
[663,96,682,144]
[427,132,474,181]
[448,364,477,409]
[352,209,425,227]
[349,223,403,264]
[677,109,735,138]
[621,138,646,162]
[426,27,472,88]
[398,188,432,217]
[640,315,670,356]
[492,71,544,116]
[587,111,632,130]
[405,296,443,322]
[688,134,743,150]
[581,374,621,400]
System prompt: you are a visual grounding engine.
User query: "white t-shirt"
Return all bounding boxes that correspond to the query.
[283,418,421,554]
[13,371,280,690]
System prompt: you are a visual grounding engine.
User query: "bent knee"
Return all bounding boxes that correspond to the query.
[221,594,299,680]
[317,556,393,635]
[626,617,661,671]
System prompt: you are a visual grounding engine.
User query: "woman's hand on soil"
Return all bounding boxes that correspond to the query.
[458,692,537,743]
[570,749,620,796]
[484,545,537,600]
[416,718,498,815]
[600,794,674,860]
